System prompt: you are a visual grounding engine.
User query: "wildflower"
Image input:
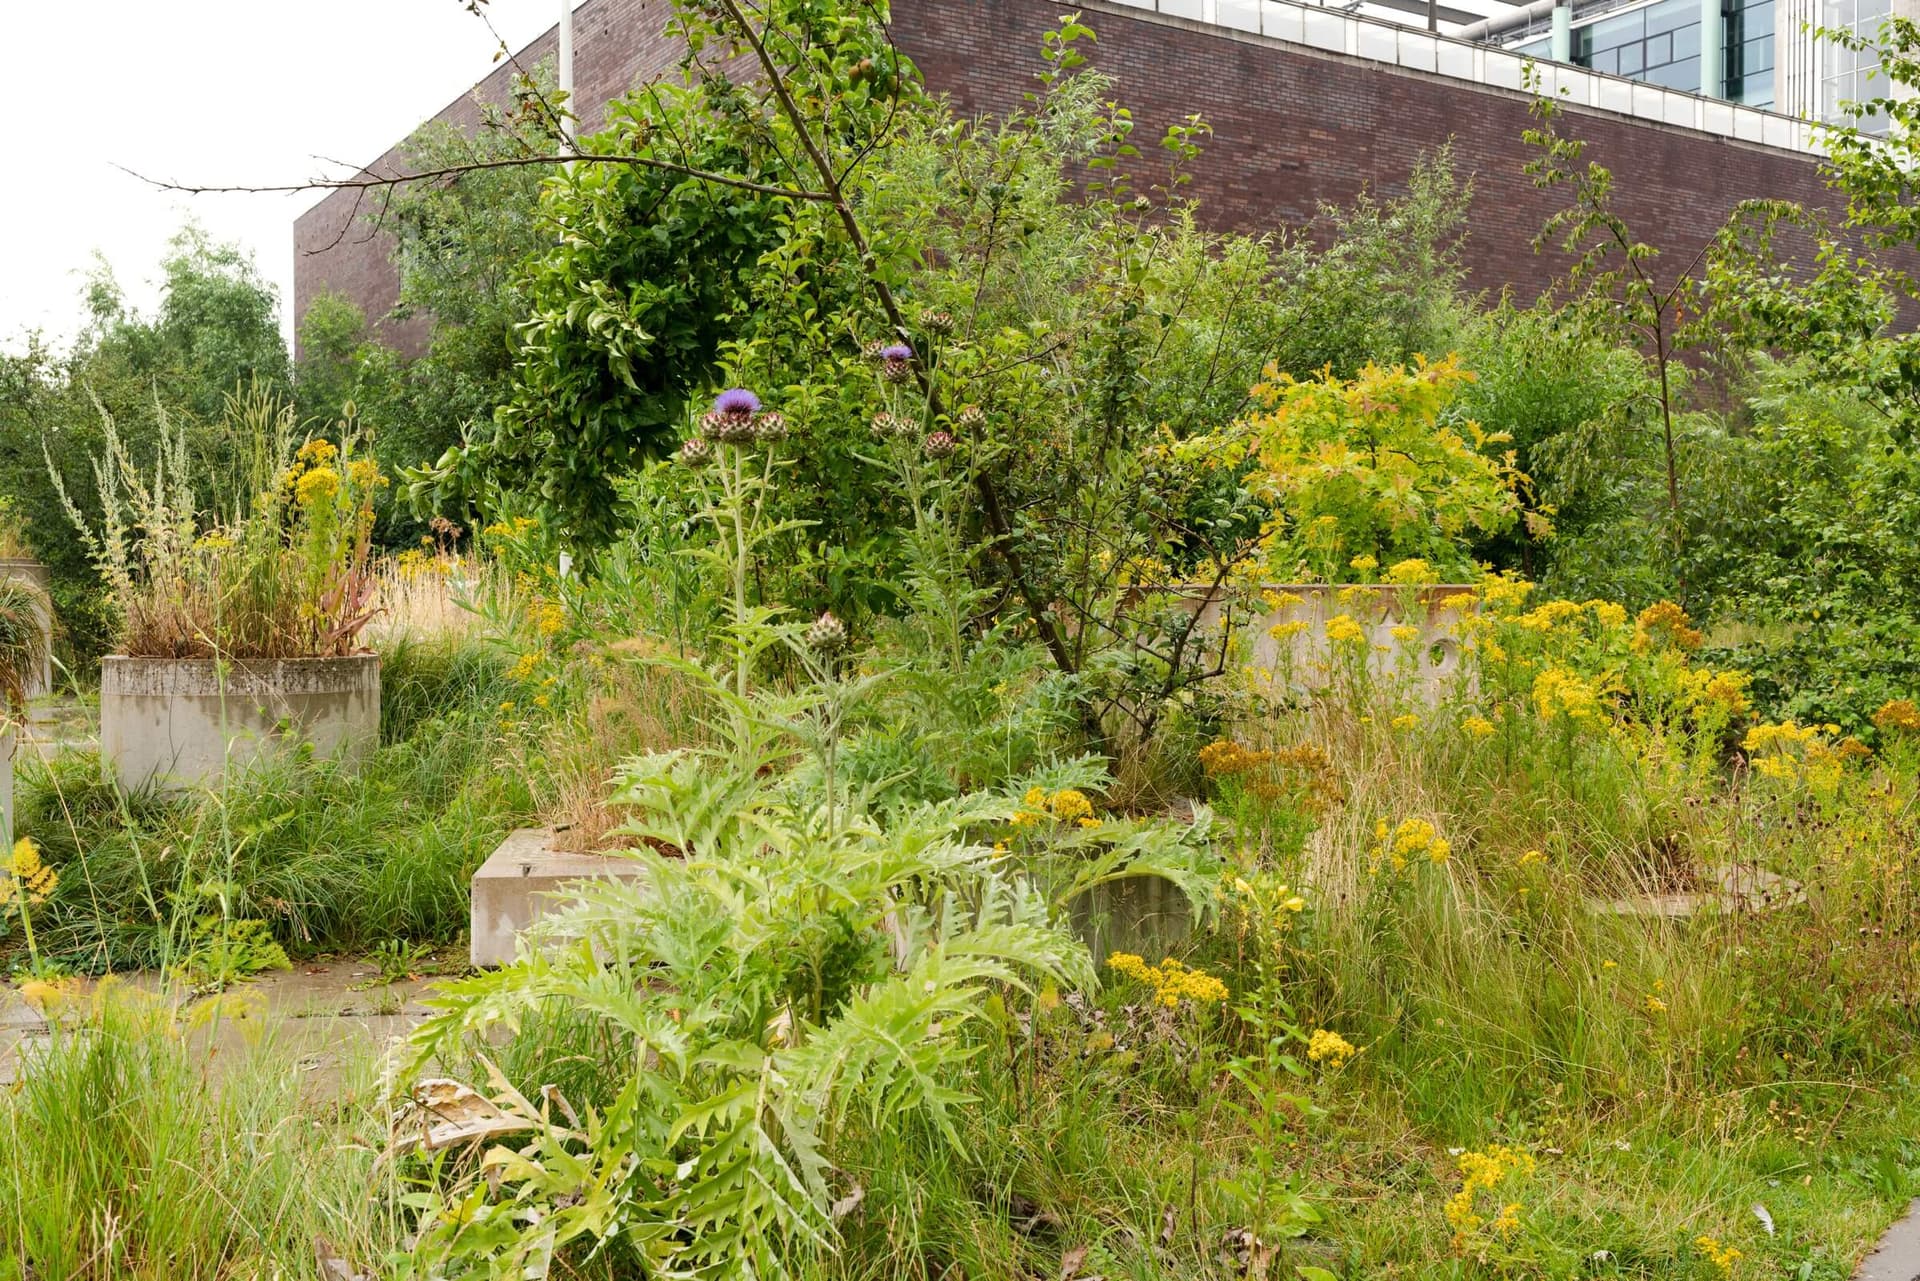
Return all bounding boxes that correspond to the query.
[1695,1236,1742,1276]
[295,466,340,507]
[919,308,955,335]
[1477,574,1534,610]
[1645,993,1668,1014]
[296,438,338,466]
[879,343,915,383]
[956,405,985,430]
[1324,613,1366,645]
[1462,714,1495,739]
[346,458,386,490]
[1107,953,1228,1008]
[509,652,540,680]
[1383,557,1433,585]
[1348,554,1379,574]
[713,388,762,417]
[1602,959,1617,970]
[1633,600,1703,652]
[1533,666,1605,723]
[1517,848,1546,868]
[1875,699,1920,735]
[680,436,713,467]
[1268,620,1307,641]
[1,838,56,903]
[534,602,565,637]
[1585,599,1628,629]
[1374,818,1450,872]
[751,411,788,443]
[1390,713,1420,732]
[1307,1027,1358,1065]
[806,611,848,655]
[533,693,550,709]
[924,430,957,459]
[1444,1146,1536,1255]
[1390,624,1420,644]
[1077,816,1102,830]
[1048,789,1094,823]
[871,411,914,438]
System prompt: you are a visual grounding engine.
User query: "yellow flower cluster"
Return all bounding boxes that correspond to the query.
[1695,1235,1742,1276]
[1390,713,1420,732]
[1462,714,1495,739]
[1349,554,1379,574]
[294,465,340,508]
[1533,666,1606,724]
[1634,600,1704,652]
[1372,817,1451,872]
[1012,786,1098,827]
[1517,848,1547,868]
[296,438,338,466]
[1382,557,1433,585]
[534,601,566,638]
[1306,1027,1358,1065]
[1875,699,1920,735]
[1444,1146,1535,1255]
[1324,613,1367,645]
[1681,667,1753,719]
[1,838,56,904]
[1742,720,1854,789]
[1106,953,1229,1008]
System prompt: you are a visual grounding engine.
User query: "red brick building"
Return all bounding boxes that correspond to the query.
[292,0,1833,357]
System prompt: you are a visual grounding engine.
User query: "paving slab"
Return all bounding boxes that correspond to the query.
[0,958,443,1089]
[1858,1199,1920,1281]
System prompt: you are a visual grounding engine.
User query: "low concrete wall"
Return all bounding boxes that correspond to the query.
[0,560,53,701]
[471,828,650,967]
[1183,582,1477,703]
[99,654,381,792]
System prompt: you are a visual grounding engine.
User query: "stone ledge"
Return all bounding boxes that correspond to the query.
[470,827,649,968]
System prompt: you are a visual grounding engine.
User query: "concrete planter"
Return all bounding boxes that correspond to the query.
[99,653,380,792]
[0,559,53,701]
[1176,582,1476,704]
[471,828,649,968]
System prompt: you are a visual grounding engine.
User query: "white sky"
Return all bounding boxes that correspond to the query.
[0,0,573,356]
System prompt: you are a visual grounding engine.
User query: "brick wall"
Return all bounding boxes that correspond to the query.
[897,0,1830,297]
[292,0,1833,357]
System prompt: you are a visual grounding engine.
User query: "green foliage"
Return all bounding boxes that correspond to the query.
[398,756,1095,1277]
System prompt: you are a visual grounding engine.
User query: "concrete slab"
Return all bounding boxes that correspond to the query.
[470,827,649,968]
[1857,1198,1920,1281]
[0,958,441,1088]
[1589,862,1804,919]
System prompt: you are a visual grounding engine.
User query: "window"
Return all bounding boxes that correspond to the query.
[1821,0,1891,129]
[1725,0,1777,105]
[1572,0,1706,93]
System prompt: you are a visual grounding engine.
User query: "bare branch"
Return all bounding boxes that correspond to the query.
[116,154,835,209]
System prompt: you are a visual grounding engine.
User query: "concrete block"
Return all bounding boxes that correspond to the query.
[1071,876,1196,966]
[99,654,380,793]
[470,828,649,968]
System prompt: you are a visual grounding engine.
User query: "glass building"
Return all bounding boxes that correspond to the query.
[1471,0,1894,127]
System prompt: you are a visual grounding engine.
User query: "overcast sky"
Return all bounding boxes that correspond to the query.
[0,0,574,356]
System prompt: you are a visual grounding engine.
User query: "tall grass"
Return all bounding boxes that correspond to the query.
[17,632,531,969]
[0,983,399,1278]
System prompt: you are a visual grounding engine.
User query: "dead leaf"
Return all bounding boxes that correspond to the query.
[1161,1205,1177,1246]
[1060,1245,1088,1280]
[313,1236,370,1281]
[831,1184,866,1220]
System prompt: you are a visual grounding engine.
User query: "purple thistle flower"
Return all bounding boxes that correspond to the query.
[880,343,914,363]
[714,388,762,417]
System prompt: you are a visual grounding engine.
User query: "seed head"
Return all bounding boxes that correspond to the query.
[806,611,848,654]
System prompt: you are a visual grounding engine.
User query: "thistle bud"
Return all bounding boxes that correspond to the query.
[806,611,847,654]
[752,411,788,443]
[679,437,713,467]
[871,411,912,438]
[920,308,954,336]
[956,405,986,431]
[881,358,914,385]
[924,430,957,459]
